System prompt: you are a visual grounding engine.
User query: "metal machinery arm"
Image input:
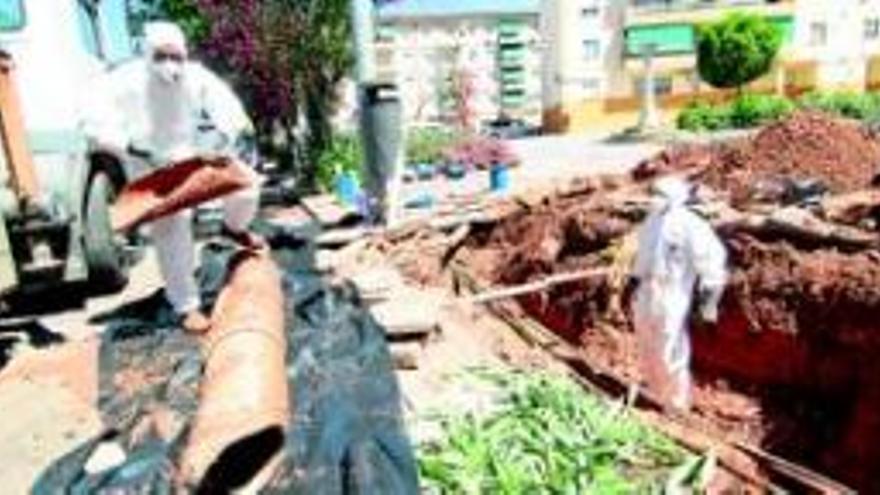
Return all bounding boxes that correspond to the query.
[0,49,40,203]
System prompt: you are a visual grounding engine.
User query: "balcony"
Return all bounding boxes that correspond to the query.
[626,0,794,26]
[624,11,794,58]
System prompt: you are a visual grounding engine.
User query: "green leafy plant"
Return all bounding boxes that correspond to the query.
[696,13,783,91]
[677,102,732,131]
[798,91,880,120]
[729,93,795,127]
[406,127,464,165]
[316,134,362,192]
[418,371,705,494]
[677,94,792,131]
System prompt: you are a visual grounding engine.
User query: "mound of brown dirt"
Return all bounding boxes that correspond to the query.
[726,235,880,344]
[635,113,880,203]
[632,144,716,182]
[460,198,880,492]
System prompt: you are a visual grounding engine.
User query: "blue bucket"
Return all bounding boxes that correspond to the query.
[445,163,467,180]
[335,170,360,206]
[490,164,510,193]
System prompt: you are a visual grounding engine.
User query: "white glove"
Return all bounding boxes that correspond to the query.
[162,144,199,165]
[697,285,724,324]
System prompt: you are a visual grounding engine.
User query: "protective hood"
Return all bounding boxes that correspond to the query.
[144,22,188,86]
[652,176,692,210]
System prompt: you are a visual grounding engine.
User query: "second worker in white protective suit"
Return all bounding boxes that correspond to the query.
[626,176,728,411]
[85,21,264,334]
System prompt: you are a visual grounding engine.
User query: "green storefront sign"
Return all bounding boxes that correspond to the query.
[625,15,794,57]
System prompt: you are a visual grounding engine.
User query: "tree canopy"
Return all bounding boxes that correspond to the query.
[133,0,355,189]
[696,13,783,90]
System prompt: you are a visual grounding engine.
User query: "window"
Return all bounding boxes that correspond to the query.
[810,21,827,47]
[98,0,134,63]
[583,39,601,60]
[582,77,601,96]
[377,24,397,42]
[581,3,600,19]
[76,0,102,57]
[0,0,25,32]
[634,76,673,96]
[866,18,880,40]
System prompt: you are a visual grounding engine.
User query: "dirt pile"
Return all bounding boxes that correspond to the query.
[726,236,880,342]
[459,191,880,491]
[636,113,880,203]
[453,112,880,489]
[695,236,880,492]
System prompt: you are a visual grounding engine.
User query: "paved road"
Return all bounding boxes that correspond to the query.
[396,132,661,217]
[509,133,661,182]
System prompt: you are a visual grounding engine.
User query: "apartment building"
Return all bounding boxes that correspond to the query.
[374,0,543,127]
[543,0,880,133]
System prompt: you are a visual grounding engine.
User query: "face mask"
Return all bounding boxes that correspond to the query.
[152,59,184,86]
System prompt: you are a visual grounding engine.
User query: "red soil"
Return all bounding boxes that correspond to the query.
[635,112,880,204]
[460,192,880,491]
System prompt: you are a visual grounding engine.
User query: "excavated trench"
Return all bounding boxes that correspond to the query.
[459,191,880,492]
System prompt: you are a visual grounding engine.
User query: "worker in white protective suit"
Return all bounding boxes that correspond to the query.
[84,22,263,334]
[626,176,728,411]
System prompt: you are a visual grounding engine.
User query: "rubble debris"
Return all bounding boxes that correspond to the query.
[390,342,424,370]
[369,288,444,339]
[635,112,880,205]
[820,189,880,227]
[456,169,880,491]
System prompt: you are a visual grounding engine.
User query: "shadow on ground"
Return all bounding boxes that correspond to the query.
[0,320,66,371]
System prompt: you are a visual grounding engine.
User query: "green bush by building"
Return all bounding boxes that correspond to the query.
[678,92,880,132]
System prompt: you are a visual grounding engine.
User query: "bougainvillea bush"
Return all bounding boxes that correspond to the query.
[443,136,521,171]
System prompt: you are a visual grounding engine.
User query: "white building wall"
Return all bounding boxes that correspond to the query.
[369,14,542,127]
[541,0,626,108]
[795,0,866,87]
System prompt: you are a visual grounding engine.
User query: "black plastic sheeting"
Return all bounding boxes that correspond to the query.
[32,222,419,494]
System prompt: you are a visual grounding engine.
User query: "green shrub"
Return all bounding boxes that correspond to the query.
[406,127,464,165]
[728,93,795,128]
[696,13,783,91]
[678,91,880,132]
[418,371,699,493]
[316,133,362,192]
[677,94,792,131]
[798,91,880,120]
[677,102,731,131]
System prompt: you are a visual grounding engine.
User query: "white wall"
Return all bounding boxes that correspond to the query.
[377,14,542,126]
[795,0,866,87]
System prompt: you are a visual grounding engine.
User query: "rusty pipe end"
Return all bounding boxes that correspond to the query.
[181,249,289,490]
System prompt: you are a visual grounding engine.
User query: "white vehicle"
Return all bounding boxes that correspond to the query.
[0,0,138,297]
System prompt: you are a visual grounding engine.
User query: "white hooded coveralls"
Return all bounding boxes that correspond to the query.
[631,177,727,410]
[85,22,259,314]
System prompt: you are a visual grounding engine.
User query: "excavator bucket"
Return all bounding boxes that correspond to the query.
[110,156,253,232]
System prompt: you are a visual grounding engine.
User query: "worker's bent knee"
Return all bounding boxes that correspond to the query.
[223,189,259,232]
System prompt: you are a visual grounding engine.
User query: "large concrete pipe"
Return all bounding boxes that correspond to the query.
[180,251,289,492]
[111,157,254,232]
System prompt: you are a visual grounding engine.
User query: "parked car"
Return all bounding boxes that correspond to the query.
[482,117,541,140]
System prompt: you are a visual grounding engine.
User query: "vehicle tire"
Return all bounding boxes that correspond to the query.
[84,170,129,292]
